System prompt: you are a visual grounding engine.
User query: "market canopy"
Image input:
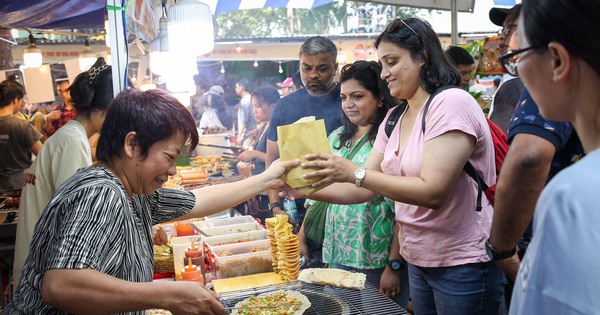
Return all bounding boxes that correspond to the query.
[0,0,105,29]
[0,0,336,30]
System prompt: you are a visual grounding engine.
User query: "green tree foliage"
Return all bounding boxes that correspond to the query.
[216,1,424,38]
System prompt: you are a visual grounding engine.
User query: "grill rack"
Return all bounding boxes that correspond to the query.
[219,280,408,315]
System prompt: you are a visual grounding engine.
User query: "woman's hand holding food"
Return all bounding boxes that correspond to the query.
[302,153,359,187]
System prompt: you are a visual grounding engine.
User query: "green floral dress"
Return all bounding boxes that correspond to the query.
[319,126,396,269]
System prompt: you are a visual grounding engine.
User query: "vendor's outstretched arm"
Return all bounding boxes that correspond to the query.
[178,159,299,220]
[42,269,224,314]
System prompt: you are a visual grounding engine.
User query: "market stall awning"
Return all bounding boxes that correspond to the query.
[0,0,105,29]
[364,0,475,12]
[213,0,334,14]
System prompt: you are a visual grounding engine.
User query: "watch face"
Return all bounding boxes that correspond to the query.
[390,260,402,270]
[355,168,366,180]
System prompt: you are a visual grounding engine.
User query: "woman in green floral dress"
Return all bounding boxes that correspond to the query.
[299,61,409,308]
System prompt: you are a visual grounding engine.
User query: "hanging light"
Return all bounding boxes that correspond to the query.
[23,32,42,68]
[150,0,170,76]
[253,60,258,68]
[220,61,225,74]
[278,61,283,74]
[79,39,97,71]
[167,0,214,57]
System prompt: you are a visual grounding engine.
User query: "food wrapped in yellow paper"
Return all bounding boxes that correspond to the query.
[277,117,332,195]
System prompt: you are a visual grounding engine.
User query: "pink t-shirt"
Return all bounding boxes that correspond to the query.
[373,88,495,267]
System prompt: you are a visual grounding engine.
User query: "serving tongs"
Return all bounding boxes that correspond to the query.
[197,143,243,154]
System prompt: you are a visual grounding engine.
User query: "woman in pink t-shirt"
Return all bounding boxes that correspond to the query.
[301,18,504,314]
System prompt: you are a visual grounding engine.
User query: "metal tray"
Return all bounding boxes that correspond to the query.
[219,280,408,315]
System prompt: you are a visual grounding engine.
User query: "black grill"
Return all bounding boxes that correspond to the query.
[220,280,408,315]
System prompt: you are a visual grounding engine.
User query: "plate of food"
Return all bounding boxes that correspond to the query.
[229,290,311,315]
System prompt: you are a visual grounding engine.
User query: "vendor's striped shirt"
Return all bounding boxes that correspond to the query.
[5,166,195,314]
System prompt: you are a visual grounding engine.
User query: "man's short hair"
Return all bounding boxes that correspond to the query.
[445,46,474,67]
[236,78,250,91]
[299,36,337,59]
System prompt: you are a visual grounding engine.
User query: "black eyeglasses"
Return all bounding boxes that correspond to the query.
[385,19,423,43]
[498,46,537,76]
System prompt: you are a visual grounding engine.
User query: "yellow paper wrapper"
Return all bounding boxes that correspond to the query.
[277,119,331,195]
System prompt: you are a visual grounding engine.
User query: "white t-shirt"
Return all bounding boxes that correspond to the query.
[373,88,495,268]
[510,149,600,314]
[14,120,92,287]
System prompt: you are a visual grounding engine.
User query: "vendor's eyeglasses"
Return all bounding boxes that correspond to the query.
[499,46,537,76]
[385,19,423,43]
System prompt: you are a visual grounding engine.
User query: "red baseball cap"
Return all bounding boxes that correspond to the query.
[277,77,293,88]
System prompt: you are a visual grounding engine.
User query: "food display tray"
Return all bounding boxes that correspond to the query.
[219,280,409,315]
[192,215,255,229]
[202,229,267,246]
[195,221,263,237]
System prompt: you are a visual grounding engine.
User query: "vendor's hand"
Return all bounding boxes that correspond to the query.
[262,159,300,190]
[168,282,225,315]
[302,153,358,187]
[495,253,520,282]
[238,150,256,162]
[379,267,402,299]
[152,225,168,246]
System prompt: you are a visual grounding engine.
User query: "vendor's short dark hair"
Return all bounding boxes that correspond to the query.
[445,46,475,67]
[97,89,199,162]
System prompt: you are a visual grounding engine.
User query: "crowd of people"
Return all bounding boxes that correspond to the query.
[1,0,598,313]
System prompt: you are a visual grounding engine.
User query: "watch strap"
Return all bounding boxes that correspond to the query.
[268,202,282,211]
[486,240,517,260]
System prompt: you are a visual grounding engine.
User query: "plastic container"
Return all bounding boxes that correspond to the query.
[192,215,254,229]
[209,239,271,257]
[197,221,263,237]
[203,229,267,246]
[214,250,273,279]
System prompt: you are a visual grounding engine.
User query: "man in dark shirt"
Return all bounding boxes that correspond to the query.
[265,36,342,223]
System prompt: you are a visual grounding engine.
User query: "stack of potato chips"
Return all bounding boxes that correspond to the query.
[266,215,301,281]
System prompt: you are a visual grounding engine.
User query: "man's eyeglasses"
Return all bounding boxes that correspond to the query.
[497,24,517,36]
[385,19,423,43]
[498,46,537,76]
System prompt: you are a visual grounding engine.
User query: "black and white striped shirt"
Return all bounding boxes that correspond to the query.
[6,166,195,314]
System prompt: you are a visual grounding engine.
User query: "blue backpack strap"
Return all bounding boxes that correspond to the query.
[385,101,408,138]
